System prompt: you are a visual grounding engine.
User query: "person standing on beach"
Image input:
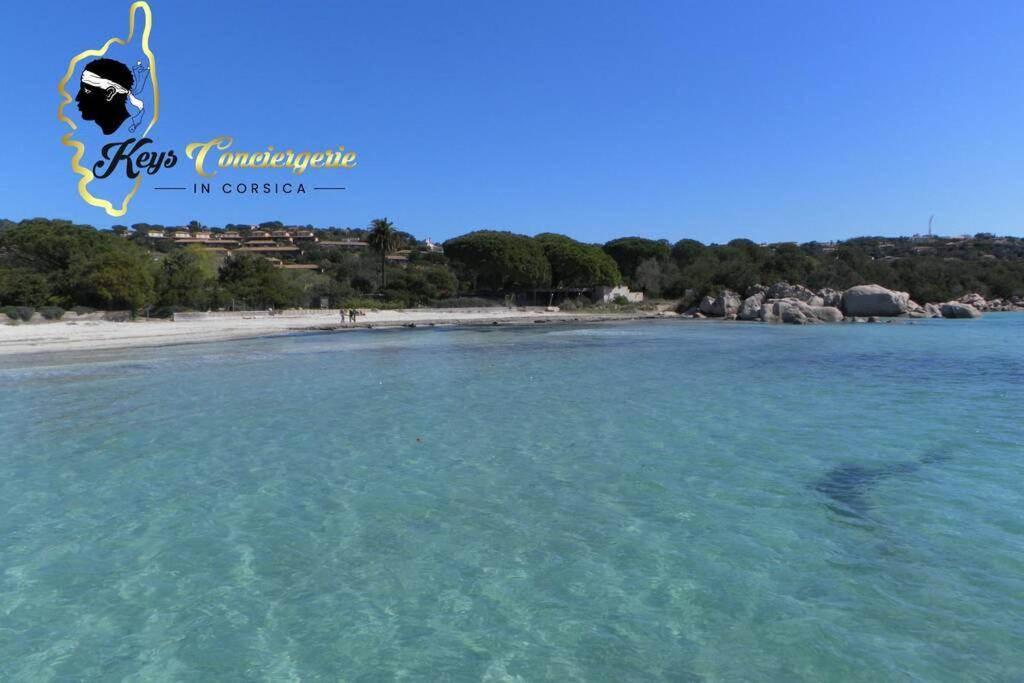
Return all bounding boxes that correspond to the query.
[349,309,357,323]
[340,308,347,325]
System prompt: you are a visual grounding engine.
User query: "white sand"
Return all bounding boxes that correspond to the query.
[0,308,672,356]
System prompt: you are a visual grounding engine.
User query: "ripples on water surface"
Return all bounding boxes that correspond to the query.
[1,316,1022,681]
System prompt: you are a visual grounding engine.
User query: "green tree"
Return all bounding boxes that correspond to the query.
[603,237,671,284]
[218,254,298,309]
[0,267,52,307]
[671,239,706,268]
[367,218,401,290]
[156,247,218,309]
[81,251,156,312]
[535,233,621,287]
[444,231,551,292]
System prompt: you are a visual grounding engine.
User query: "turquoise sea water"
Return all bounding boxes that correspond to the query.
[1,316,1022,681]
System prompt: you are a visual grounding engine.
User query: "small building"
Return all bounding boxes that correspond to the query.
[320,240,369,249]
[176,238,238,245]
[591,285,644,304]
[236,246,300,253]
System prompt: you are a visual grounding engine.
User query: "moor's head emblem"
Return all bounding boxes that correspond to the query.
[75,57,149,135]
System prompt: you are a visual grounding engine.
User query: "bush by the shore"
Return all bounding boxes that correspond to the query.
[339,297,406,311]
[39,306,64,320]
[1,305,34,322]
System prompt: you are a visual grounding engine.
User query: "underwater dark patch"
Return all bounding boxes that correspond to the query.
[815,445,953,519]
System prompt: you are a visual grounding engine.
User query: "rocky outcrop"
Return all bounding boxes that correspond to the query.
[809,305,844,323]
[816,288,843,308]
[760,298,843,324]
[958,293,987,311]
[985,298,1024,312]
[744,284,768,299]
[699,290,741,317]
[737,292,765,320]
[842,285,910,317]
[713,290,741,317]
[680,282,1004,324]
[767,282,816,302]
[905,300,935,318]
[940,302,982,319]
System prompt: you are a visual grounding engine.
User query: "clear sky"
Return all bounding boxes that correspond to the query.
[2,0,1023,243]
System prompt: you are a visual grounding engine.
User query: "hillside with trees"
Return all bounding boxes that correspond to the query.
[1,217,1023,316]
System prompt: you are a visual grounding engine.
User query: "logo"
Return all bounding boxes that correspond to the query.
[59,2,358,217]
[58,1,166,217]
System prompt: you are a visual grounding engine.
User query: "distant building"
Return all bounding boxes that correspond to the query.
[320,239,368,249]
[591,285,644,304]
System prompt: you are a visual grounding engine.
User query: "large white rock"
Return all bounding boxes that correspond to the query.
[700,290,741,317]
[737,292,766,320]
[809,306,844,323]
[712,290,741,317]
[940,302,982,319]
[842,285,910,316]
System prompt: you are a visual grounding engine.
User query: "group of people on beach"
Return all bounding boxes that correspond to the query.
[340,308,359,324]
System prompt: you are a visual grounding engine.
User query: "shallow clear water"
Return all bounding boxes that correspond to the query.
[1,316,1022,681]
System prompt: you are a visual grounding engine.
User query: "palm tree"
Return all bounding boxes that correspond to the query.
[367,218,400,290]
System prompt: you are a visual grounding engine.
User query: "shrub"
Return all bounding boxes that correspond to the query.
[612,294,629,305]
[339,297,405,310]
[72,306,96,315]
[39,306,64,320]
[3,306,35,321]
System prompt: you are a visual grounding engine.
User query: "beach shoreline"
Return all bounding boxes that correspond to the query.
[0,307,678,356]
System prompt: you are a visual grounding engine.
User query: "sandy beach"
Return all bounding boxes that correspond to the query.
[0,307,674,356]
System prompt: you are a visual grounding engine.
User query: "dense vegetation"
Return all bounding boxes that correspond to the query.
[1,217,1023,316]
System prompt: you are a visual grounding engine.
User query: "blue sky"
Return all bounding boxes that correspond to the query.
[2,0,1023,243]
